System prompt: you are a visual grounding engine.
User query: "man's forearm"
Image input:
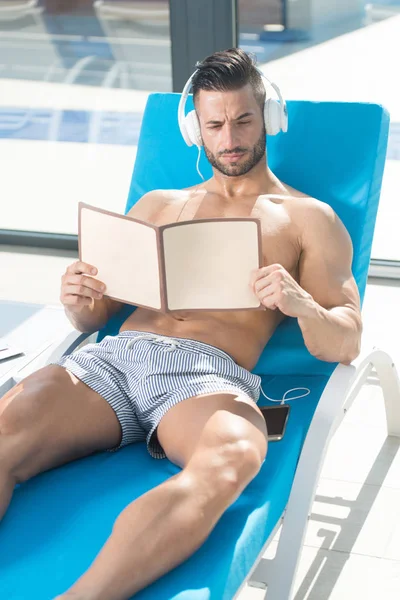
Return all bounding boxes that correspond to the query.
[298,300,362,364]
[65,299,109,334]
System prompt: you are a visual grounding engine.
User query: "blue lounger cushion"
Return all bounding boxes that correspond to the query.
[2,375,326,600]
[0,96,389,600]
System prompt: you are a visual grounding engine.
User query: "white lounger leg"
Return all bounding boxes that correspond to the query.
[371,348,400,436]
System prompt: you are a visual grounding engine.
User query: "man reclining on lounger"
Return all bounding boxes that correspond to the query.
[0,48,362,600]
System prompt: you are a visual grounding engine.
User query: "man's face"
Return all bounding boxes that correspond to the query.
[196,83,266,177]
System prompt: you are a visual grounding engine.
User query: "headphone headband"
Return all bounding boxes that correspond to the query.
[259,72,288,119]
[178,66,288,146]
[177,69,199,146]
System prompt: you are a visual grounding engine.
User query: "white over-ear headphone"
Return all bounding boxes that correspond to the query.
[178,68,288,147]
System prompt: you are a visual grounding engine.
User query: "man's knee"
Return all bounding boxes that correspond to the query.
[213,439,264,496]
[196,407,267,465]
[185,409,268,505]
[183,441,264,519]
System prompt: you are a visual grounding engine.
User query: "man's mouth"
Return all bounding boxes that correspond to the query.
[221,153,245,162]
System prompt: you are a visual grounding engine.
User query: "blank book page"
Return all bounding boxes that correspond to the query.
[80,207,161,309]
[162,220,261,310]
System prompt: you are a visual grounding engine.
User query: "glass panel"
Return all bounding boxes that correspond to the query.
[0,0,172,235]
[239,0,284,34]
[238,1,400,262]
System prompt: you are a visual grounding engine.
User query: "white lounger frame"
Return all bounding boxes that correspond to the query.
[242,346,400,599]
[7,332,400,600]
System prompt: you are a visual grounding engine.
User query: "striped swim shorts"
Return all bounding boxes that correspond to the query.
[50,330,261,459]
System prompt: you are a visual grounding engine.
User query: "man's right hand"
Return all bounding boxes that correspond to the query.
[60,261,107,314]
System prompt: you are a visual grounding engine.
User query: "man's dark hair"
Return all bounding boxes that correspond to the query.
[191,48,265,112]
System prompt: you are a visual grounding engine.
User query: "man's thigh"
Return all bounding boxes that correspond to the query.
[0,364,122,481]
[156,392,267,469]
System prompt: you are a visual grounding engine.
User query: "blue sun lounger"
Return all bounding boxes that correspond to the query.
[1,94,399,600]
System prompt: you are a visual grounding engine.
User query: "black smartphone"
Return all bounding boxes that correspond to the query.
[260,404,290,441]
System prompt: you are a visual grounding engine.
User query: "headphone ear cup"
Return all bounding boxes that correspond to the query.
[180,114,193,146]
[264,99,282,136]
[184,110,202,147]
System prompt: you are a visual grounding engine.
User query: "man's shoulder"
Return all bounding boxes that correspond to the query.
[286,195,351,252]
[278,194,344,250]
[260,183,334,219]
[284,194,337,222]
[127,189,192,216]
[140,186,206,204]
[139,188,193,202]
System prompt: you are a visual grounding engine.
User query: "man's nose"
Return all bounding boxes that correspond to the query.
[222,123,239,151]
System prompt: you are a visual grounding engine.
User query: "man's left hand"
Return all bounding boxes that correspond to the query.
[250,264,316,318]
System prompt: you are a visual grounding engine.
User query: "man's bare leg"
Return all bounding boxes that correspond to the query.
[57,394,268,600]
[0,365,122,520]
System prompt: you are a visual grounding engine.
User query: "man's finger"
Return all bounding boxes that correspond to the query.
[251,264,282,282]
[261,292,279,310]
[254,269,285,293]
[67,261,97,275]
[254,278,274,294]
[260,284,277,301]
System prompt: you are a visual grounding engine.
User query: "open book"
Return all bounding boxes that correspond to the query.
[78,202,263,312]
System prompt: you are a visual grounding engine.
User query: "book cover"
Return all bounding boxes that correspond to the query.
[78,202,263,312]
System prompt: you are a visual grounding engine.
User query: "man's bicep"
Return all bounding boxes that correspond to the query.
[298,203,361,311]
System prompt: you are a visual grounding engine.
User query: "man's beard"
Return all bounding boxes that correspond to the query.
[203,128,266,177]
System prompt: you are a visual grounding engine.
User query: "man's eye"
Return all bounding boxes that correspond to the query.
[238,121,250,125]
[209,125,221,129]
